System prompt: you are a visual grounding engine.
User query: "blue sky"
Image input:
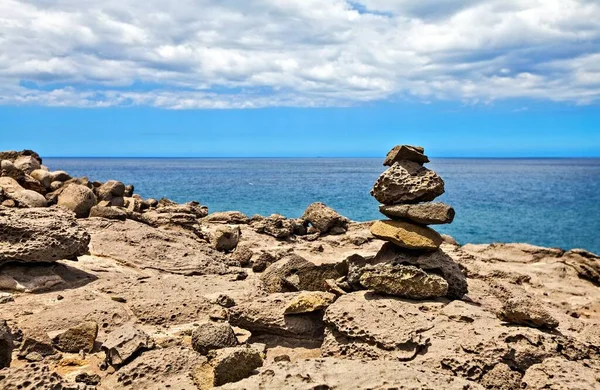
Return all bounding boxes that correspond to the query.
[0,0,599,157]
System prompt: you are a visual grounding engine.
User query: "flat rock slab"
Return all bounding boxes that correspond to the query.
[0,262,97,293]
[379,202,455,225]
[383,144,430,165]
[80,218,236,276]
[359,263,449,299]
[370,220,442,251]
[371,160,445,205]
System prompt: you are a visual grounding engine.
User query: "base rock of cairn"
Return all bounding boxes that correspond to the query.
[367,144,467,299]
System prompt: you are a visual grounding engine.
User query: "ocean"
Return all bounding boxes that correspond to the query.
[44,158,600,254]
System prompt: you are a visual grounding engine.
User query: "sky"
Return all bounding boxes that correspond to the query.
[0,0,599,157]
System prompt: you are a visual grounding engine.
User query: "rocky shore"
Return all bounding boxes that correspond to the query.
[1,147,599,389]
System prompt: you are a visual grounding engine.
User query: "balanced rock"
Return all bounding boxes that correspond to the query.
[57,183,97,217]
[0,177,47,207]
[301,202,349,235]
[0,320,12,369]
[371,161,444,205]
[51,321,98,353]
[383,145,429,166]
[370,220,442,251]
[0,207,90,264]
[379,202,455,225]
[359,263,449,299]
[191,322,238,355]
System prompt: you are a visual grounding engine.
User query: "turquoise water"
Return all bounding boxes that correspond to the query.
[44,158,600,254]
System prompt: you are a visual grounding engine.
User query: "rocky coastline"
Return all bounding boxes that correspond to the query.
[1,147,599,389]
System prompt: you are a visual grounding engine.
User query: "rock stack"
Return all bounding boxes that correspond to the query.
[362,144,467,299]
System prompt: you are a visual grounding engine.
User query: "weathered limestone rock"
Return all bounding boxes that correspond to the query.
[0,363,68,390]
[57,183,97,217]
[379,202,455,225]
[102,324,152,367]
[191,322,238,355]
[0,150,42,163]
[250,214,295,239]
[383,145,429,165]
[372,242,468,299]
[0,160,23,180]
[497,297,559,329]
[0,177,47,207]
[89,205,127,220]
[155,201,208,218]
[96,180,126,202]
[0,207,90,264]
[51,321,98,353]
[521,358,600,389]
[370,220,443,250]
[228,293,326,339]
[211,225,241,253]
[480,363,522,390]
[18,332,55,359]
[0,320,12,369]
[261,254,343,293]
[49,170,71,183]
[194,346,263,389]
[371,160,445,204]
[13,155,41,174]
[562,248,600,286]
[284,291,337,314]
[301,202,349,235]
[359,263,449,299]
[30,169,52,189]
[204,211,250,224]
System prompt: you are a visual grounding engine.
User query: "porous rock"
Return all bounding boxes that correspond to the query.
[301,202,349,235]
[359,263,449,299]
[250,214,295,239]
[102,324,152,367]
[379,202,455,225]
[0,206,90,264]
[51,321,98,353]
[260,254,343,293]
[497,297,559,329]
[191,322,238,355]
[284,291,337,314]
[370,220,443,250]
[0,320,12,369]
[194,346,263,389]
[204,211,250,224]
[0,363,68,390]
[0,177,47,208]
[371,160,445,205]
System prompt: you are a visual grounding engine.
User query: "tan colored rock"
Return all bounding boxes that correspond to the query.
[211,225,241,253]
[261,254,343,293]
[370,220,442,250]
[383,144,429,165]
[379,202,455,225]
[521,358,600,389]
[57,183,97,217]
[204,211,250,224]
[89,205,127,220]
[284,291,337,314]
[0,177,47,207]
[301,202,349,235]
[30,169,52,189]
[96,180,126,201]
[0,320,12,369]
[359,264,449,299]
[49,170,72,182]
[497,297,559,329]
[371,160,445,205]
[102,324,152,367]
[51,320,98,353]
[191,322,238,355]
[193,346,263,389]
[13,155,41,174]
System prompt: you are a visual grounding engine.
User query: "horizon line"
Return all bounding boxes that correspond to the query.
[43,156,600,159]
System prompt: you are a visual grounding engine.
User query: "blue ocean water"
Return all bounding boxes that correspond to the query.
[44,158,600,254]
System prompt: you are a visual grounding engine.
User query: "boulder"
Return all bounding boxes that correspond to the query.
[0,320,12,369]
[359,263,449,299]
[30,169,52,189]
[57,183,97,217]
[13,155,41,174]
[0,160,23,180]
[370,220,443,250]
[191,322,238,355]
[211,225,241,253]
[301,202,349,235]
[49,170,72,183]
[379,202,455,225]
[204,211,250,224]
[51,321,98,353]
[371,242,468,298]
[0,207,90,264]
[193,346,263,389]
[250,214,295,239]
[251,251,277,273]
[89,205,127,220]
[284,291,337,314]
[0,149,42,163]
[18,332,55,359]
[383,144,430,165]
[0,177,47,208]
[102,324,152,367]
[261,254,343,293]
[96,180,125,201]
[497,297,559,329]
[371,160,445,205]
[228,293,326,339]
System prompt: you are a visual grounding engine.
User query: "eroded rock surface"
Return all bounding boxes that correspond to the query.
[371,161,445,205]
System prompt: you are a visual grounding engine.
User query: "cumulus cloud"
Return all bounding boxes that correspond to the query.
[0,0,599,108]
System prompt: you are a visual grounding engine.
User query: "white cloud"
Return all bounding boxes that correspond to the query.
[0,0,598,108]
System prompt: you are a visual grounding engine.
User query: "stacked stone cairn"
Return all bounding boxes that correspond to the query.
[361,145,467,300]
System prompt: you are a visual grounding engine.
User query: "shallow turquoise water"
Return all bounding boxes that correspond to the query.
[45,158,600,254]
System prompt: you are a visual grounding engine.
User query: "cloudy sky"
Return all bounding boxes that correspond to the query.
[1,0,599,156]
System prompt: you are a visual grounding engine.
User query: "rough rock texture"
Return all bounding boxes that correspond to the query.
[89,205,127,220]
[379,202,455,225]
[0,206,90,264]
[211,225,241,253]
[301,202,349,235]
[0,261,97,292]
[497,297,559,329]
[57,184,97,218]
[284,291,337,314]
[204,211,250,224]
[250,214,295,239]
[194,346,263,389]
[372,242,468,299]
[217,358,483,389]
[0,364,69,390]
[13,155,41,174]
[371,160,445,205]
[562,248,600,285]
[155,201,208,218]
[521,358,600,389]
[0,320,12,369]
[96,180,126,201]
[51,321,98,353]
[261,254,343,293]
[30,169,52,189]
[229,293,327,339]
[370,220,443,250]
[80,218,235,276]
[102,324,152,367]
[383,144,430,166]
[359,263,449,299]
[0,177,47,207]
[191,322,238,355]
